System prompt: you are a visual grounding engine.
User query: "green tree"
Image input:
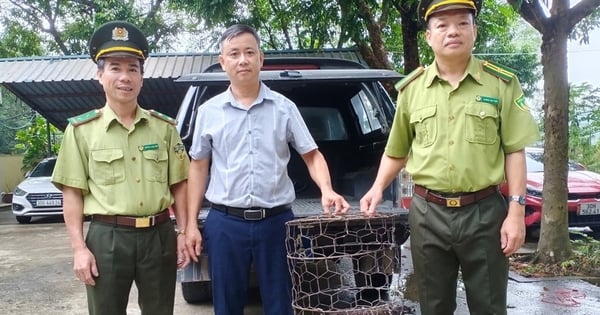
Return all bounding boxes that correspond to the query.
[507,0,600,264]
[568,83,600,172]
[0,87,37,154]
[2,0,184,56]
[170,0,540,92]
[0,21,44,57]
[13,115,61,174]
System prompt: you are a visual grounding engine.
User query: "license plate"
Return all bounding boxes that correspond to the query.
[36,199,62,207]
[578,203,600,215]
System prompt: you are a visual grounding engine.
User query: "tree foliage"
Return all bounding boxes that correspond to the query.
[507,0,600,264]
[168,0,539,91]
[0,21,44,57]
[568,83,600,172]
[13,115,61,174]
[0,87,37,154]
[2,0,185,55]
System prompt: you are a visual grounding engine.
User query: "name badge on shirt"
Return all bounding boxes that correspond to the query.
[139,144,159,151]
[476,95,499,106]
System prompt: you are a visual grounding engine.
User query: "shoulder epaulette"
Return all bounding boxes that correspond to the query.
[147,109,177,125]
[482,60,517,83]
[395,66,425,92]
[68,109,102,127]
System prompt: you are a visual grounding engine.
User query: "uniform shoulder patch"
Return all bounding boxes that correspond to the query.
[395,66,425,92]
[482,60,517,83]
[68,109,102,127]
[147,109,177,125]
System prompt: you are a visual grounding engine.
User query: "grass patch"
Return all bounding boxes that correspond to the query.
[510,233,600,279]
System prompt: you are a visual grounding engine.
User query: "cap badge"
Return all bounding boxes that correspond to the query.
[112,27,129,41]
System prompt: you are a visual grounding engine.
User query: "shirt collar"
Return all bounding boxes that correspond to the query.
[424,56,484,88]
[101,104,146,130]
[224,82,274,109]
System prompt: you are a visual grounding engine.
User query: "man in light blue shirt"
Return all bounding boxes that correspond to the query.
[185,24,349,315]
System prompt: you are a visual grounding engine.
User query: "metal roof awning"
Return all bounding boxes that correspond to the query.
[0,49,365,130]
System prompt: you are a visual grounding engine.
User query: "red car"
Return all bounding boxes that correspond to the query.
[398,148,600,237]
[500,148,600,237]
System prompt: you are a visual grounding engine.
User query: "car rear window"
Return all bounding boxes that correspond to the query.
[298,107,348,141]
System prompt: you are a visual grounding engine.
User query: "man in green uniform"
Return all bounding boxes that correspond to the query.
[51,21,190,315]
[360,1,539,314]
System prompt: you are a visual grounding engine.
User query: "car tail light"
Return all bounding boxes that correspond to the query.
[398,169,413,209]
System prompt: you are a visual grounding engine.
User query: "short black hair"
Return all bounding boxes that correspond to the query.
[219,24,261,52]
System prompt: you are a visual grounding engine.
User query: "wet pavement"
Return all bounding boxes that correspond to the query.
[399,241,600,314]
[1,204,600,314]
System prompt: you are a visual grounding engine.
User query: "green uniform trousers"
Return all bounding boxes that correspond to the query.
[85,220,177,315]
[408,191,508,315]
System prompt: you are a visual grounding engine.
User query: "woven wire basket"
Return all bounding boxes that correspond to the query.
[286,214,404,314]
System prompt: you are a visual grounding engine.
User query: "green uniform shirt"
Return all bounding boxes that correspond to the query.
[386,57,539,193]
[52,104,190,216]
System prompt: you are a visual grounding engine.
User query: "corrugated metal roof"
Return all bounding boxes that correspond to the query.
[0,49,364,130]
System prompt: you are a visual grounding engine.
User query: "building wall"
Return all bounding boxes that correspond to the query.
[0,154,24,193]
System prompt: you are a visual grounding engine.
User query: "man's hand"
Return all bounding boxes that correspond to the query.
[500,210,526,256]
[359,188,383,216]
[321,191,350,215]
[185,228,203,263]
[73,247,98,286]
[176,232,191,269]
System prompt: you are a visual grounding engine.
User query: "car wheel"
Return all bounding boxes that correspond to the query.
[181,281,212,303]
[16,216,32,224]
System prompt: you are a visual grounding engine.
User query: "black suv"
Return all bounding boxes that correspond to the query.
[174,58,409,303]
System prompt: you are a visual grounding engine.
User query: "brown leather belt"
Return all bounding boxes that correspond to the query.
[91,209,170,228]
[211,203,291,220]
[414,185,499,208]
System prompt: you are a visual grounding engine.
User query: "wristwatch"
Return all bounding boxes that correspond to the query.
[508,195,526,206]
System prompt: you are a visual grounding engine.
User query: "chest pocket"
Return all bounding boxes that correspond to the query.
[142,150,168,182]
[410,105,437,147]
[90,149,125,185]
[464,104,499,145]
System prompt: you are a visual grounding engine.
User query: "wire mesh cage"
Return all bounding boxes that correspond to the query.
[286,214,404,314]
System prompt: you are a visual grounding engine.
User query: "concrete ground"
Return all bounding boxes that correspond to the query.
[399,241,600,314]
[1,204,600,314]
[0,205,260,315]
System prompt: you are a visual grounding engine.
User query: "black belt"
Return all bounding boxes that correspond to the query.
[91,209,170,228]
[211,203,291,220]
[414,185,499,208]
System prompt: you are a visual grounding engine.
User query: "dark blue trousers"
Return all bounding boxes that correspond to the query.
[204,207,295,315]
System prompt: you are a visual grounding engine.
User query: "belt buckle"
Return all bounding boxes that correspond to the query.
[135,217,151,228]
[446,197,461,207]
[243,209,265,220]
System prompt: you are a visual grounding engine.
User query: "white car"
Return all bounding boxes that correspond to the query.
[12,157,63,224]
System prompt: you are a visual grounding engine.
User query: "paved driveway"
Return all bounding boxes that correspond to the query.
[2,206,600,314]
[0,206,262,315]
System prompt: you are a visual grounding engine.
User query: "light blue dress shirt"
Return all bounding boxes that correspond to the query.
[189,82,317,208]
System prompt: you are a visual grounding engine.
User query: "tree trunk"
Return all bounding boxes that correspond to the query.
[399,2,420,73]
[535,29,572,263]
